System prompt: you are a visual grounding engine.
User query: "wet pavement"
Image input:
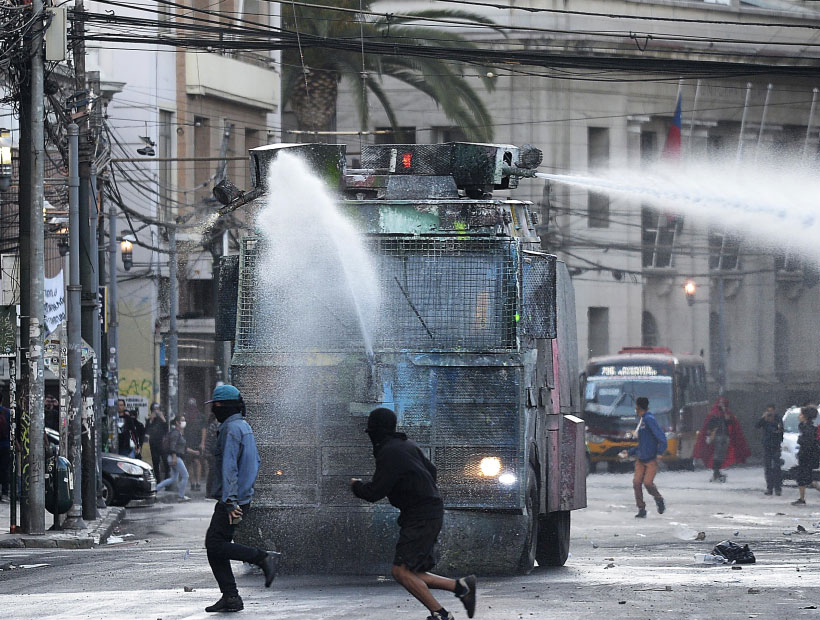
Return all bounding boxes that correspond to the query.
[1,465,819,619]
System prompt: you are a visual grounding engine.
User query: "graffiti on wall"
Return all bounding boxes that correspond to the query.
[119,371,153,424]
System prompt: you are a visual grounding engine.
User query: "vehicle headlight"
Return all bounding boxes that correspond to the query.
[586,434,606,444]
[498,472,517,486]
[479,457,502,477]
[117,462,145,476]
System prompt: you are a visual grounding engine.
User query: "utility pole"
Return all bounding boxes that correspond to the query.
[83,160,99,520]
[107,199,119,454]
[19,0,47,535]
[73,0,98,520]
[62,124,85,530]
[168,226,179,423]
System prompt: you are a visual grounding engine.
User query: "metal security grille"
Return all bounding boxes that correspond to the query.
[361,144,454,175]
[374,237,519,351]
[434,446,520,508]
[236,236,520,353]
[236,238,261,351]
[521,251,557,339]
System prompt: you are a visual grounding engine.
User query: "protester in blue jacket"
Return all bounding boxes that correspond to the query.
[203,384,281,613]
[627,396,668,518]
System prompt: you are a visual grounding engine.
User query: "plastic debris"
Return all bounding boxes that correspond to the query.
[747,588,760,594]
[695,531,706,540]
[184,586,195,593]
[797,524,807,532]
[694,553,728,565]
[713,540,756,564]
[605,562,616,569]
[732,565,743,570]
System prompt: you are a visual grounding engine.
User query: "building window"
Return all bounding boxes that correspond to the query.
[375,127,416,144]
[709,231,740,270]
[640,130,657,166]
[588,306,609,358]
[157,1,172,32]
[642,207,681,268]
[587,127,609,228]
[158,110,173,223]
[432,126,468,143]
[180,279,214,318]
[774,250,801,273]
[193,116,210,202]
[641,311,658,347]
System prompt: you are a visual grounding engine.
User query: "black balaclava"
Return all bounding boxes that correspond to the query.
[214,398,245,423]
[366,407,399,454]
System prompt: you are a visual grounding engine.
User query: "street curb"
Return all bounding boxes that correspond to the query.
[0,507,126,549]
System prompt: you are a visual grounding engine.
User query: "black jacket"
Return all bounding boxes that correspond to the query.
[755,416,783,451]
[797,422,819,467]
[352,435,443,525]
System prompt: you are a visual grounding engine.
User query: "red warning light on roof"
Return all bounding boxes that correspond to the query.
[402,153,413,169]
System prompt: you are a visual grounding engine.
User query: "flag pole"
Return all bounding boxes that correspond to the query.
[687,79,701,157]
[802,87,818,160]
[755,83,773,163]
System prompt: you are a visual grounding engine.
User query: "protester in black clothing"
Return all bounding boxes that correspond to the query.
[792,407,820,506]
[117,399,138,457]
[350,408,476,620]
[755,404,783,496]
[44,395,59,431]
[145,403,168,481]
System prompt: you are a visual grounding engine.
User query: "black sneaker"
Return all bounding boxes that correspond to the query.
[635,508,647,518]
[261,551,282,588]
[456,574,477,618]
[427,612,455,620]
[205,595,244,613]
[655,498,665,514]
[764,489,773,496]
[792,498,806,506]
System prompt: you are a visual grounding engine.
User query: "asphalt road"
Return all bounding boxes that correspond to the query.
[1,465,819,619]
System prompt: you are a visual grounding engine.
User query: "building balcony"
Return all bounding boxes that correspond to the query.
[185,51,280,112]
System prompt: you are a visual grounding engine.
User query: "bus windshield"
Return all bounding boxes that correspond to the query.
[584,377,674,418]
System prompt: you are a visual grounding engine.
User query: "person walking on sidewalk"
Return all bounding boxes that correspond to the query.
[350,408,476,620]
[792,406,820,506]
[693,397,751,483]
[156,416,192,502]
[204,384,280,613]
[628,396,667,519]
[755,404,783,496]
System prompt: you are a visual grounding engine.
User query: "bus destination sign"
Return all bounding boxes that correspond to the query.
[594,364,669,377]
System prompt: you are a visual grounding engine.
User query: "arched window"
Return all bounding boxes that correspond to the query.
[641,311,658,347]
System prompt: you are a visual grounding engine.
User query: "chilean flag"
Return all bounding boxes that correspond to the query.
[662,94,682,159]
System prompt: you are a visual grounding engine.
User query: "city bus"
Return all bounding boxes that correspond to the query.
[581,347,708,471]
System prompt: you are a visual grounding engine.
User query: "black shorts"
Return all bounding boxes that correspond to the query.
[796,460,816,487]
[393,517,443,573]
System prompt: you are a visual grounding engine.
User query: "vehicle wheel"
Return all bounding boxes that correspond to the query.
[535,510,571,567]
[517,468,539,574]
[101,478,115,507]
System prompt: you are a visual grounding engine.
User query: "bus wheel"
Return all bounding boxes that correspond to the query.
[517,468,539,574]
[535,510,571,567]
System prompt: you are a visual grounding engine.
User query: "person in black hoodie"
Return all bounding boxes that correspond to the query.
[350,408,476,620]
[792,406,820,506]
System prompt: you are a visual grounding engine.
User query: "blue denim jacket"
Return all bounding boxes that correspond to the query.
[628,411,668,462]
[211,413,261,508]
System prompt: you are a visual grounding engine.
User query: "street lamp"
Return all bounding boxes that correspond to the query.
[683,279,696,306]
[0,128,12,192]
[120,236,133,271]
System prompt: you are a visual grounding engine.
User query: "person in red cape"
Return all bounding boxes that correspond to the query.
[693,397,751,482]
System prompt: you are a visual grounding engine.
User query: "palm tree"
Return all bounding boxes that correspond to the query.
[282,0,498,142]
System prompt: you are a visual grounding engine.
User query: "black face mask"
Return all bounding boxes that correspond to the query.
[213,406,232,423]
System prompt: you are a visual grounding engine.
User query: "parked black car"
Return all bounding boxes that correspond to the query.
[45,427,157,506]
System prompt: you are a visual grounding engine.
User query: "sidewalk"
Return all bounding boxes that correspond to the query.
[0,499,125,549]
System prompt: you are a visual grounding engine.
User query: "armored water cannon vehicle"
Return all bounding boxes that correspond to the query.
[216,142,586,575]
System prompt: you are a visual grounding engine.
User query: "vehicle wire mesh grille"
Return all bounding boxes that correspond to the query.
[374,237,518,351]
[236,236,520,353]
[361,144,454,175]
[521,252,557,339]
